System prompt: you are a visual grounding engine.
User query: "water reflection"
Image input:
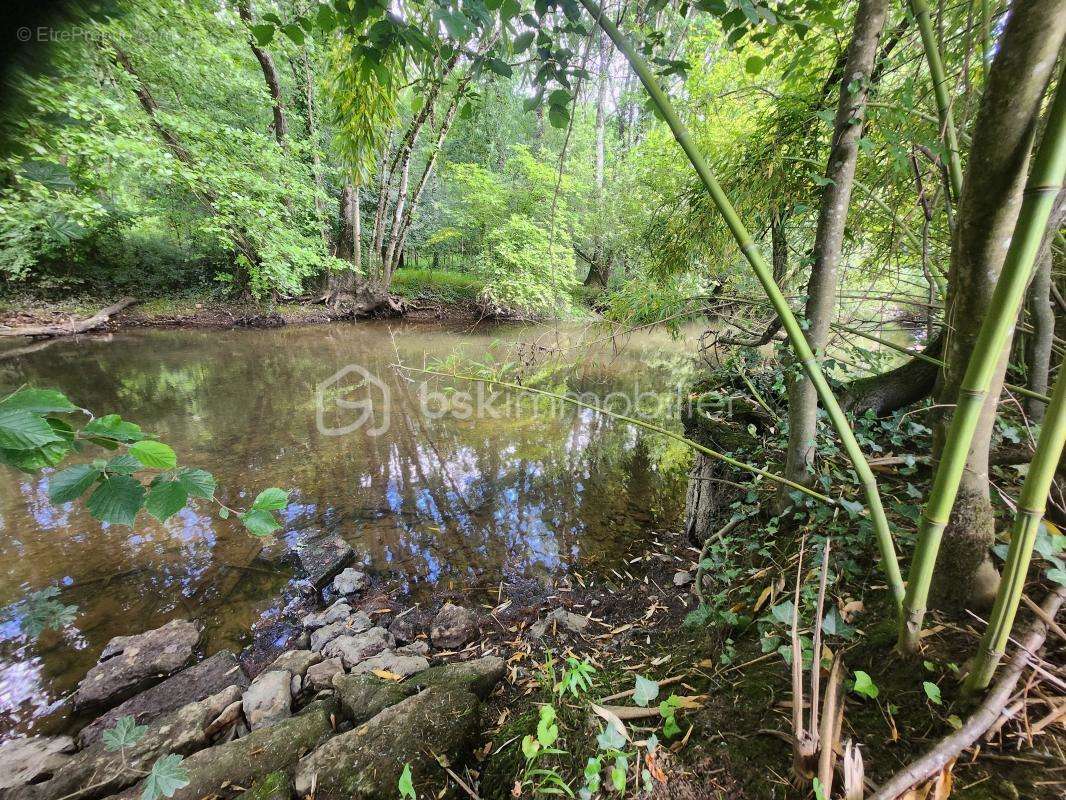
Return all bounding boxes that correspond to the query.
[0,320,694,736]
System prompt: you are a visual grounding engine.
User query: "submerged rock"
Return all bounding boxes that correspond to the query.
[76,650,247,747]
[72,619,201,711]
[243,670,292,730]
[0,736,74,791]
[322,627,394,668]
[350,651,429,678]
[8,686,240,800]
[293,684,479,799]
[331,673,415,724]
[430,603,477,649]
[293,529,355,590]
[332,568,368,595]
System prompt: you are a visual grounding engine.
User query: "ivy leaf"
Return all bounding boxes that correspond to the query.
[176,468,216,500]
[0,389,76,414]
[0,408,63,450]
[145,481,189,522]
[852,670,879,699]
[129,441,177,470]
[103,716,148,751]
[141,754,189,800]
[922,681,942,705]
[770,600,794,625]
[397,763,416,800]
[49,464,102,504]
[633,675,660,707]
[85,475,146,527]
[240,508,281,537]
[596,722,626,751]
[252,487,288,511]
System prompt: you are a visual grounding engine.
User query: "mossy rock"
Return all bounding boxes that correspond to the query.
[479,708,538,800]
[245,771,291,800]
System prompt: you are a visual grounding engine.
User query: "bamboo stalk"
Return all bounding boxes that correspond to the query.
[964,366,1066,691]
[899,64,1066,654]
[908,0,965,199]
[576,0,905,608]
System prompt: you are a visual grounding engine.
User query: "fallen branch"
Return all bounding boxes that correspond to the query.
[869,585,1066,800]
[0,298,138,338]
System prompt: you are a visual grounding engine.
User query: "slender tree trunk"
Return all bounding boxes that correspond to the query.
[585,32,612,287]
[782,0,889,488]
[236,0,287,148]
[336,183,357,263]
[930,1,1065,614]
[299,48,328,248]
[771,208,788,287]
[1026,192,1065,421]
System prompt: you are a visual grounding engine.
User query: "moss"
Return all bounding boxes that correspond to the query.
[245,771,291,800]
[479,708,538,800]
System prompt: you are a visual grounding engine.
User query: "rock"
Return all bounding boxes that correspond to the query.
[331,568,368,595]
[351,651,430,678]
[294,684,479,799]
[430,603,477,649]
[0,736,74,790]
[412,656,505,700]
[293,529,355,590]
[243,670,292,730]
[396,640,430,657]
[245,771,292,800]
[266,649,321,677]
[8,686,240,800]
[547,607,590,633]
[302,601,351,630]
[203,700,244,739]
[72,619,201,711]
[118,699,338,800]
[673,570,694,587]
[322,627,394,668]
[309,612,372,652]
[331,673,415,724]
[305,657,343,691]
[290,674,303,698]
[76,650,248,747]
[388,609,428,644]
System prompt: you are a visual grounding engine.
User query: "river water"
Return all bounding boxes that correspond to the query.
[0,320,697,736]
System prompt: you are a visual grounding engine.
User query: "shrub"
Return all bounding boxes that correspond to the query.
[476,215,577,318]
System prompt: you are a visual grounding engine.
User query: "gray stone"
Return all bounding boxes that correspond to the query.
[546,607,590,633]
[8,686,240,800]
[396,640,430,657]
[673,570,694,587]
[72,619,201,711]
[331,673,415,724]
[322,627,394,668]
[412,656,505,700]
[332,568,368,595]
[351,651,430,678]
[310,612,372,652]
[305,657,343,691]
[429,603,477,649]
[266,649,321,677]
[243,670,292,730]
[290,674,303,698]
[76,650,247,747]
[117,699,337,800]
[302,601,351,630]
[388,609,428,644]
[293,684,479,799]
[293,529,355,590]
[0,736,74,791]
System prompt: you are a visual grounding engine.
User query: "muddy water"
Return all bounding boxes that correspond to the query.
[0,320,697,736]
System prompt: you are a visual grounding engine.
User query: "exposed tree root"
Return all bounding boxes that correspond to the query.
[842,333,942,416]
[0,298,138,338]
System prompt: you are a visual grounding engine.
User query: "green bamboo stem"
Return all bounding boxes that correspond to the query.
[963,367,1066,691]
[908,0,965,199]
[898,66,1066,654]
[401,365,835,505]
[577,0,905,607]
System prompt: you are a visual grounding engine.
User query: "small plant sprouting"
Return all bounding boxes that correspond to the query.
[397,763,416,800]
[556,657,596,699]
[519,705,572,797]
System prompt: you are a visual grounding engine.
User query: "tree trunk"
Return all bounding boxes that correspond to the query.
[236,0,287,148]
[782,0,889,488]
[1026,191,1065,421]
[843,333,943,416]
[299,47,328,248]
[337,183,357,262]
[931,0,1065,613]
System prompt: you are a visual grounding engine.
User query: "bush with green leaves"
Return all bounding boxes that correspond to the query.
[476,215,577,318]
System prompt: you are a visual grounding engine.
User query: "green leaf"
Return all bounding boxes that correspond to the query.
[633,675,659,707]
[103,716,148,751]
[281,23,305,44]
[252,487,288,511]
[141,754,189,800]
[145,481,189,522]
[398,763,416,800]
[852,670,879,699]
[129,441,177,470]
[20,587,77,638]
[83,415,143,443]
[0,408,64,450]
[49,464,102,504]
[85,476,146,527]
[596,722,626,751]
[536,704,559,747]
[512,30,535,53]
[744,55,764,74]
[0,389,76,414]
[250,23,275,47]
[548,105,569,129]
[240,508,282,537]
[610,755,627,791]
[486,58,512,77]
[106,455,142,475]
[176,468,216,500]
[922,681,942,705]
[769,600,794,625]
